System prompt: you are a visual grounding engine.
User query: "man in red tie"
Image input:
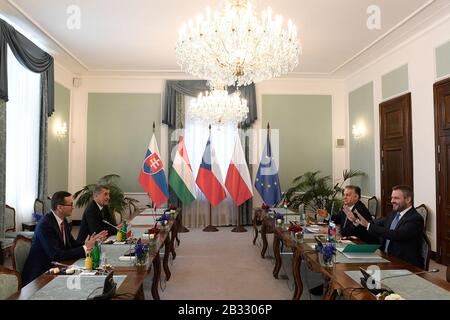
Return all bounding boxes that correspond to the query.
[22,191,108,286]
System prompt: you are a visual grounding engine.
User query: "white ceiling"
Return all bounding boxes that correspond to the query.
[1,0,449,78]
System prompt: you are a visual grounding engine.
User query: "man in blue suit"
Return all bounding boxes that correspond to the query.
[22,191,107,286]
[355,185,424,268]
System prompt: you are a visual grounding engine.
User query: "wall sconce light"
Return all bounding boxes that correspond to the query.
[352,123,366,140]
[55,122,68,140]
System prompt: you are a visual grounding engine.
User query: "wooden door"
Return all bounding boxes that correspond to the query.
[379,93,413,217]
[434,78,450,264]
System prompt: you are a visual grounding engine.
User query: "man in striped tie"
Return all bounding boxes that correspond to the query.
[355,185,424,268]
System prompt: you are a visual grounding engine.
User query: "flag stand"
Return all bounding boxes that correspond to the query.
[231,206,247,232]
[178,200,189,233]
[203,203,218,232]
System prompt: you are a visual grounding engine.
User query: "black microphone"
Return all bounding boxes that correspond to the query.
[102,219,125,235]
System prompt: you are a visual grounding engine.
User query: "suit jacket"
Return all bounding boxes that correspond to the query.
[22,212,85,286]
[77,200,117,242]
[368,207,424,268]
[330,200,379,244]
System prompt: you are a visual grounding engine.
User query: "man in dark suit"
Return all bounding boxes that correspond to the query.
[22,191,107,286]
[317,185,379,244]
[355,185,424,268]
[77,185,121,242]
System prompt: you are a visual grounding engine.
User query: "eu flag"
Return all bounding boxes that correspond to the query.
[255,133,282,206]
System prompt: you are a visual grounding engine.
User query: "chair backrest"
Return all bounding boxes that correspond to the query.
[421,231,431,271]
[415,204,428,230]
[12,235,32,274]
[367,196,378,220]
[113,210,122,226]
[33,198,45,214]
[5,205,16,232]
[0,266,21,300]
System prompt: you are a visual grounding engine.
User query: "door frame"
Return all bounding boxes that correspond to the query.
[433,77,450,264]
[379,93,413,217]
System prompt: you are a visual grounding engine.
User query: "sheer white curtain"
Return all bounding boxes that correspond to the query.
[5,46,41,230]
[183,95,239,228]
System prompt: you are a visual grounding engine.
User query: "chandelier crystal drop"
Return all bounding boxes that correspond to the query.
[175,0,300,86]
[189,86,249,125]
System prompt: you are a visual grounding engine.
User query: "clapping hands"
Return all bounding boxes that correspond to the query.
[84,230,108,252]
[343,205,357,223]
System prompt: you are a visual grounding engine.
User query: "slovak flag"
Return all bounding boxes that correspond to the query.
[196,136,226,207]
[138,133,169,208]
[225,136,253,206]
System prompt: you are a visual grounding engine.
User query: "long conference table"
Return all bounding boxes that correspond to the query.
[270,223,450,300]
[10,208,182,300]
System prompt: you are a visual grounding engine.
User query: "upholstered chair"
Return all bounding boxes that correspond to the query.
[0,266,21,300]
[12,235,32,274]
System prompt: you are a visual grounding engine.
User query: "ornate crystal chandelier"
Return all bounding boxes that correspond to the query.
[175,0,300,86]
[189,85,249,125]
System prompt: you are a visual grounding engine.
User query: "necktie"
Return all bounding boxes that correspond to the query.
[384,212,400,253]
[60,222,66,246]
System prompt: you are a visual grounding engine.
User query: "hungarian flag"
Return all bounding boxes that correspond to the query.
[196,136,226,207]
[169,135,197,205]
[225,136,253,206]
[138,133,169,208]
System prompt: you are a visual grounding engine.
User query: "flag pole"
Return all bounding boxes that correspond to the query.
[203,124,219,232]
[232,123,247,233]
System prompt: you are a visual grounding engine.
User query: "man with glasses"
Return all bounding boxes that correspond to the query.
[22,191,107,286]
[77,185,121,242]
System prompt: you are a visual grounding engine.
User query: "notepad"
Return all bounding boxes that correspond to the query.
[118,256,135,261]
[341,252,385,260]
[341,244,380,253]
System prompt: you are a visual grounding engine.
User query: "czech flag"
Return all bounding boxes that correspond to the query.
[139,133,169,208]
[196,136,226,207]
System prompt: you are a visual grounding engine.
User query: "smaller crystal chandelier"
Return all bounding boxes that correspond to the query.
[189,84,249,125]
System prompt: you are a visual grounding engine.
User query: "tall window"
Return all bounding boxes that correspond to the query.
[183,95,238,227]
[6,46,41,228]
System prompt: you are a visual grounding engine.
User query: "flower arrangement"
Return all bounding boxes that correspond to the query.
[318,243,336,267]
[134,240,149,266]
[158,213,170,227]
[274,212,284,220]
[288,225,303,233]
[169,204,177,211]
[149,227,160,236]
[261,203,270,210]
[32,212,44,222]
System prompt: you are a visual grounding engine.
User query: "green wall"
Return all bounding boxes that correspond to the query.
[436,41,450,79]
[262,95,332,192]
[349,82,375,196]
[48,82,70,195]
[87,93,161,192]
[382,64,409,100]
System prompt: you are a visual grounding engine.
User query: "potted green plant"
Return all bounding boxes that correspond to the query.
[73,174,139,219]
[285,170,365,215]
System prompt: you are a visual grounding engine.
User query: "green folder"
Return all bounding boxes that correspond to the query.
[342,244,380,253]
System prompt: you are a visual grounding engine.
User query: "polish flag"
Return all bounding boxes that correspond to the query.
[225,136,254,206]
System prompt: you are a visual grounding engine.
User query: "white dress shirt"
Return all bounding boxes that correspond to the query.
[366,206,412,230]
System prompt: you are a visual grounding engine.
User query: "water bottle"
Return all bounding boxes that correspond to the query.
[298,203,306,226]
[121,220,128,240]
[328,221,337,243]
[91,241,100,269]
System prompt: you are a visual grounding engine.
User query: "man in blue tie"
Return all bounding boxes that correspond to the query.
[355,185,424,268]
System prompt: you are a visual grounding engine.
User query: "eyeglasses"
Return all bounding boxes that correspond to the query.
[62,203,74,207]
